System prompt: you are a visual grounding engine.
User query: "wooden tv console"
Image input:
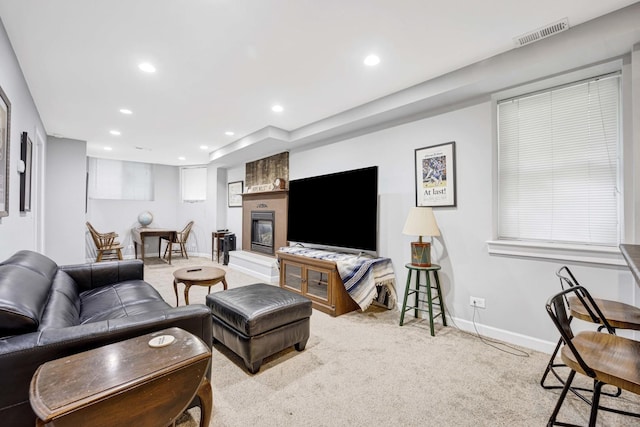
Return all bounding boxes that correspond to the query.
[277,251,360,317]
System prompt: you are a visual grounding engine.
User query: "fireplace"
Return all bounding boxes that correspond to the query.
[251,211,275,255]
[242,191,288,258]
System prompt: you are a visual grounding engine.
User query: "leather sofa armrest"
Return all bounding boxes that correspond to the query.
[60,259,144,291]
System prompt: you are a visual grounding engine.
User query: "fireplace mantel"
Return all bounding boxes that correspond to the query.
[242,189,288,198]
[242,191,288,258]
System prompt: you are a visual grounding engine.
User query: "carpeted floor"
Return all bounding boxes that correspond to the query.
[143,256,640,426]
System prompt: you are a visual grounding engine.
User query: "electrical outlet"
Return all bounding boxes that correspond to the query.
[470,296,486,309]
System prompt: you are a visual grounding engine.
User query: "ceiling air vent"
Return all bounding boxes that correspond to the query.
[514,18,569,47]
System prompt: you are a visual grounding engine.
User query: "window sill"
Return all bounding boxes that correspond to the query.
[486,240,626,266]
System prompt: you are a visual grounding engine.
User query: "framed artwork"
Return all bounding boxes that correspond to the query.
[228,180,244,207]
[20,132,33,212]
[414,141,456,207]
[0,85,10,217]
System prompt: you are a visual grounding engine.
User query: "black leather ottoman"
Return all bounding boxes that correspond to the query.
[205,283,312,373]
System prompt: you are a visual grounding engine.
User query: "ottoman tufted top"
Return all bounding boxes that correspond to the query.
[206,283,312,336]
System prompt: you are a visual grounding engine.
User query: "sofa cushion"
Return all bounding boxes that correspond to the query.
[0,250,59,283]
[38,270,81,330]
[0,265,52,337]
[79,280,170,324]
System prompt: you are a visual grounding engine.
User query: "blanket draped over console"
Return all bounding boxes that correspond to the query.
[277,247,397,311]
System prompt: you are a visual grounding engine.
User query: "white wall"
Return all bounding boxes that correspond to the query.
[44,137,86,264]
[0,19,46,261]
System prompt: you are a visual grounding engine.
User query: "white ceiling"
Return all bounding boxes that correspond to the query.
[0,0,637,166]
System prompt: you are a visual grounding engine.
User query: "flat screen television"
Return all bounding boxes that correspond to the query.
[287,166,378,252]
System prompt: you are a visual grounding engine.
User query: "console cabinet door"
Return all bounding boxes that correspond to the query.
[282,260,303,292]
[305,266,331,304]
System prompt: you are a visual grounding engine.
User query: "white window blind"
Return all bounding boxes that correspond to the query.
[497,74,620,246]
[88,157,154,200]
[181,167,207,202]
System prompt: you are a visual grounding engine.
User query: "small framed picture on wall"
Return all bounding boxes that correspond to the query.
[228,180,243,207]
[414,141,456,207]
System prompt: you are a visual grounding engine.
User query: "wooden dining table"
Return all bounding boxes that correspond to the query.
[132,227,177,264]
[620,244,640,287]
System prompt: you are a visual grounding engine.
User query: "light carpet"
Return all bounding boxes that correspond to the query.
[142,256,640,426]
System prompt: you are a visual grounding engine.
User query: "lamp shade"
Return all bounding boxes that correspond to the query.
[402,207,440,237]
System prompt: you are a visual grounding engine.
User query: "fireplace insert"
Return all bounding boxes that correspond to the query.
[251,211,275,255]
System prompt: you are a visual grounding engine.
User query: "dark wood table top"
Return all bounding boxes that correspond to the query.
[620,244,640,286]
[131,227,176,242]
[30,327,211,426]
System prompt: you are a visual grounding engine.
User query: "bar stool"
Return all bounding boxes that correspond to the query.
[400,263,447,336]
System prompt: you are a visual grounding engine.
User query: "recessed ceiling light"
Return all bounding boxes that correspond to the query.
[271,105,284,113]
[109,130,121,136]
[225,131,235,136]
[200,145,208,150]
[138,62,156,73]
[178,156,186,161]
[119,109,133,115]
[364,54,380,66]
[104,146,112,151]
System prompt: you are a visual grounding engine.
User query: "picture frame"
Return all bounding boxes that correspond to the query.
[0,85,10,217]
[20,132,33,212]
[228,180,244,207]
[414,141,456,207]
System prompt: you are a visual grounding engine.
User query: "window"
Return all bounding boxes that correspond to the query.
[181,167,207,202]
[497,73,620,247]
[88,157,154,200]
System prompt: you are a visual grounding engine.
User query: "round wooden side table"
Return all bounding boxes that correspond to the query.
[173,266,228,306]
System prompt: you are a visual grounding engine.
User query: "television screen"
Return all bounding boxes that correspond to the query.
[287,166,378,252]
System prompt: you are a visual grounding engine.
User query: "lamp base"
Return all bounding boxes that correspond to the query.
[410,241,431,267]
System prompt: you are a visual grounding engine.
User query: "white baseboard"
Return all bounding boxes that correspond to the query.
[448,316,557,354]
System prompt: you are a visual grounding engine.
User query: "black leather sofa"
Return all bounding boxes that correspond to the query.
[0,250,212,426]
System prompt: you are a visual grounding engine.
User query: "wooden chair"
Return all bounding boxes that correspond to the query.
[545,285,640,426]
[86,222,123,262]
[540,266,640,392]
[163,221,194,260]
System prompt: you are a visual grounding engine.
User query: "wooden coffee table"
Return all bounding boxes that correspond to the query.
[173,266,228,305]
[29,327,212,427]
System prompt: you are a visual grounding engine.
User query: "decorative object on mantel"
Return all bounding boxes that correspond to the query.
[137,211,153,227]
[414,141,457,207]
[228,180,243,207]
[402,207,440,267]
[247,184,274,193]
[272,177,286,190]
